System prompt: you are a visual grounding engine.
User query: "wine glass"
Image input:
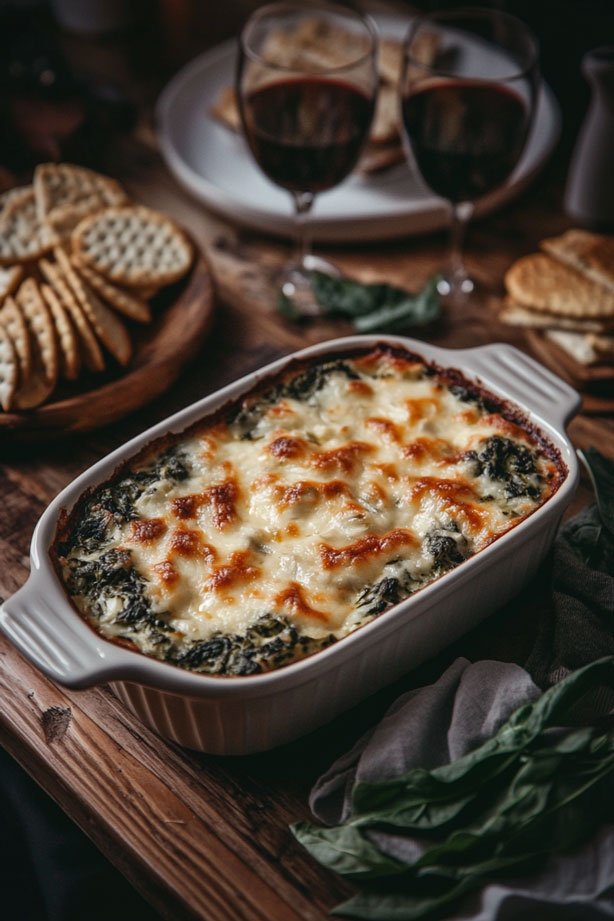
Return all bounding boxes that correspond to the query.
[237,2,378,315]
[400,8,539,301]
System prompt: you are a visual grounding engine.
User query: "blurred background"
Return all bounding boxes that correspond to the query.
[0,0,612,187]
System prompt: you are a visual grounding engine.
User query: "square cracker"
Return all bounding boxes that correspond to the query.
[540,229,614,295]
[505,253,614,318]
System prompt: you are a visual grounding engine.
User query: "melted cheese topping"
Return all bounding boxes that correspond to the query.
[58,349,563,675]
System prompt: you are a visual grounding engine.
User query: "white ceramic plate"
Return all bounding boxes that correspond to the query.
[156,13,561,243]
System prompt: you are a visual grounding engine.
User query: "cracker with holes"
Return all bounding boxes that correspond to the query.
[0,188,55,265]
[54,248,132,366]
[0,264,24,306]
[72,206,193,288]
[14,278,58,409]
[0,322,18,411]
[40,283,81,381]
[72,259,151,323]
[0,295,31,384]
[34,163,127,225]
[40,258,105,373]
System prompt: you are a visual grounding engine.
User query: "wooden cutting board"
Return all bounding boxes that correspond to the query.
[527,329,614,414]
[0,253,214,440]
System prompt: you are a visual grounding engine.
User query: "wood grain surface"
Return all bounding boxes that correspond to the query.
[1,11,614,921]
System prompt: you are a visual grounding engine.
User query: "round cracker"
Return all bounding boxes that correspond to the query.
[72,205,193,288]
[40,283,81,381]
[13,278,58,409]
[0,321,18,411]
[0,187,55,265]
[39,258,105,374]
[54,247,132,366]
[71,259,151,323]
[0,295,31,383]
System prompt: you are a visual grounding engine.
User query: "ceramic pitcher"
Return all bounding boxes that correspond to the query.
[565,47,614,230]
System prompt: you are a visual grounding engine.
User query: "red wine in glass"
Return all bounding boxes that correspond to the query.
[237,3,377,316]
[243,77,374,194]
[402,79,529,203]
[400,9,538,301]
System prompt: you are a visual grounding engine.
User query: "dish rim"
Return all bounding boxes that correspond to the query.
[4,335,580,695]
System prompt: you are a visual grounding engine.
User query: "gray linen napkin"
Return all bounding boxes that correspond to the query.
[309,657,614,919]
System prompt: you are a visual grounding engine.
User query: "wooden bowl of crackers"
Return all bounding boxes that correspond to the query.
[500,229,614,412]
[0,163,213,436]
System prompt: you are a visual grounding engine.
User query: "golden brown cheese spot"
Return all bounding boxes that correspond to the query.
[130,517,167,544]
[457,408,479,424]
[267,399,295,418]
[202,478,239,529]
[152,560,179,587]
[267,434,307,459]
[403,437,461,466]
[366,416,403,444]
[320,528,418,570]
[311,441,374,475]
[169,526,216,562]
[286,522,301,538]
[408,476,487,533]
[172,494,201,520]
[347,379,374,397]
[276,479,355,511]
[276,582,330,624]
[406,398,439,426]
[206,551,261,593]
[372,462,400,482]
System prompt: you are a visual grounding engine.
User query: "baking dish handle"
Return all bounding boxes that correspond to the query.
[0,578,134,688]
[456,343,581,430]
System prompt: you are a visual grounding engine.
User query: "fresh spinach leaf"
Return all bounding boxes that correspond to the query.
[291,657,614,920]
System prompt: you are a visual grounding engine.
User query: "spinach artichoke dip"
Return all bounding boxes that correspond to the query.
[54,347,564,677]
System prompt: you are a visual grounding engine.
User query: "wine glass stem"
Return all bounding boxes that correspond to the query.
[447,201,474,293]
[292,191,315,271]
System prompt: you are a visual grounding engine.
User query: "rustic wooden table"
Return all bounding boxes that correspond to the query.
[1,11,614,921]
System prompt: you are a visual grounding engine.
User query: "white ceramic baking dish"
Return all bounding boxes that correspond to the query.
[0,336,580,754]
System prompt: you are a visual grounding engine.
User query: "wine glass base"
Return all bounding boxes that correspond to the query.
[278,257,341,317]
[437,273,475,298]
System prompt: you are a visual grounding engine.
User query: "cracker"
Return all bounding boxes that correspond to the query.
[505,253,614,318]
[210,86,241,132]
[34,163,127,226]
[40,283,81,381]
[540,229,614,295]
[39,258,105,373]
[14,278,58,409]
[54,248,132,366]
[371,83,400,145]
[0,322,18,411]
[0,264,23,305]
[0,187,55,265]
[72,259,151,323]
[358,141,405,175]
[0,295,31,384]
[499,298,614,333]
[72,205,193,288]
[545,330,614,367]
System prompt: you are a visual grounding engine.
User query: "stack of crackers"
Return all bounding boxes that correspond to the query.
[0,163,193,412]
[501,230,614,389]
[212,18,438,175]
